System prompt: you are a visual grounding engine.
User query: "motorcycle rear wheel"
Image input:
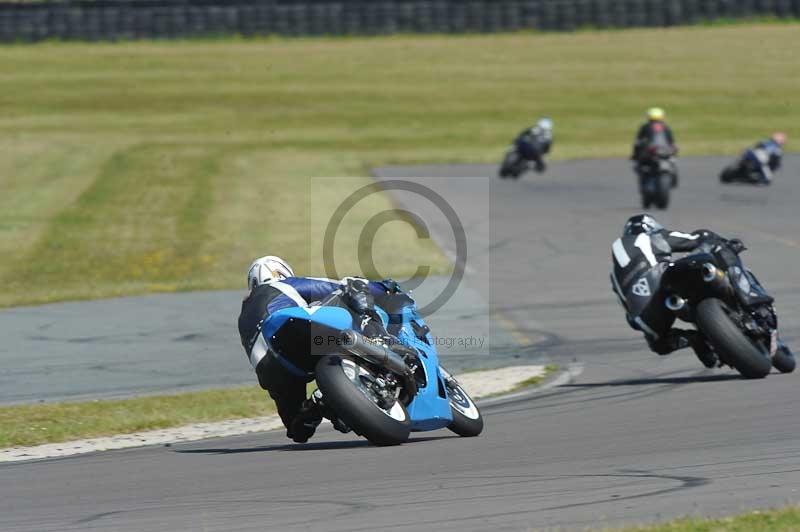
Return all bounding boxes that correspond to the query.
[315,355,411,446]
[695,298,772,379]
[654,173,671,209]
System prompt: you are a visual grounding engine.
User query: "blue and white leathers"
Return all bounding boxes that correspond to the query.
[261,287,454,432]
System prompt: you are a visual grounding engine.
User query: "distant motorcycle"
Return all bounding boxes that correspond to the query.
[635,145,677,209]
[499,127,551,179]
[658,239,794,378]
[720,148,775,185]
[261,294,484,445]
[499,143,548,179]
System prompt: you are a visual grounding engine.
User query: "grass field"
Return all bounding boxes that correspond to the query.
[616,506,800,531]
[0,24,798,307]
[0,385,274,448]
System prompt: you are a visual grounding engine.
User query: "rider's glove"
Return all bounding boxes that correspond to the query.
[344,278,374,315]
[727,238,746,255]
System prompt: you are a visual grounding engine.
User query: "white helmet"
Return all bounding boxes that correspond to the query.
[247,255,294,290]
[537,117,553,132]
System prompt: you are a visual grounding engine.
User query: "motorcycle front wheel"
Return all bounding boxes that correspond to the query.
[440,366,484,437]
[315,355,411,446]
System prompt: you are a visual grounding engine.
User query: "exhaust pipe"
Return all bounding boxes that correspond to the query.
[341,330,417,397]
[665,295,685,311]
[702,263,718,283]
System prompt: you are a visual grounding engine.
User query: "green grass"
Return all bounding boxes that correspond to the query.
[615,506,800,531]
[0,385,276,448]
[0,24,798,307]
[0,362,560,447]
[511,364,559,391]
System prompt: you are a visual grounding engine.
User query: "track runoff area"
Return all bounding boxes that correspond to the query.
[0,155,797,531]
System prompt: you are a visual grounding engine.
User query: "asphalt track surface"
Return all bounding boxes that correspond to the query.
[0,278,511,404]
[2,155,800,531]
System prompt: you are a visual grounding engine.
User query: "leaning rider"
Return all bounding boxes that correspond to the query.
[514,117,554,172]
[611,214,733,367]
[748,132,787,184]
[237,255,412,443]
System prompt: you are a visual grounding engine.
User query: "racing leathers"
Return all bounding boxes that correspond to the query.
[632,121,678,186]
[746,138,783,184]
[610,228,718,364]
[237,276,411,442]
[515,125,553,172]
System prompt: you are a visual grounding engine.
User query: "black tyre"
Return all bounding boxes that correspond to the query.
[440,366,483,437]
[500,150,524,179]
[315,355,411,446]
[720,167,735,183]
[654,173,671,209]
[499,151,516,178]
[695,298,772,379]
[772,347,796,374]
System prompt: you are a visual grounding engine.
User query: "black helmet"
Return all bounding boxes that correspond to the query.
[623,214,663,236]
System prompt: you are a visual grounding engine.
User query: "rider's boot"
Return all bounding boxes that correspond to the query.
[687,332,717,368]
[288,395,323,443]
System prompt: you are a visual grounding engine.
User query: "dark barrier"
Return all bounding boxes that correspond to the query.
[0,0,798,42]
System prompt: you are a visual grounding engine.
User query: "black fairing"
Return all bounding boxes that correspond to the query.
[662,253,723,300]
[269,318,353,373]
[663,249,774,309]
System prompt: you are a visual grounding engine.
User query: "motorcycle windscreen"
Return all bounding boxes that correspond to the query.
[263,307,356,372]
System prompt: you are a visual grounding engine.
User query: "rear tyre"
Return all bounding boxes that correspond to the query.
[654,173,671,209]
[315,355,411,446]
[772,347,796,374]
[695,298,772,379]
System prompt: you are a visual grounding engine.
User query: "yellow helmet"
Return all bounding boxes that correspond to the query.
[647,107,665,121]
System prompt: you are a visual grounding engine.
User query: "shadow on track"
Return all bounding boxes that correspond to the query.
[562,373,743,388]
[174,435,456,455]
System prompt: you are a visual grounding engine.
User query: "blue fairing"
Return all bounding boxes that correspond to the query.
[391,305,453,431]
[264,301,453,432]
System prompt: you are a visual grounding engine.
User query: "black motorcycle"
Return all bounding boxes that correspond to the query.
[499,140,546,179]
[635,145,677,210]
[658,240,794,378]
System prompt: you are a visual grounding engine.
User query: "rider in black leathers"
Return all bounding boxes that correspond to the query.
[631,108,679,187]
[610,214,725,367]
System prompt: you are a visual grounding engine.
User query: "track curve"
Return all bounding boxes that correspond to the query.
[2,155,799,531]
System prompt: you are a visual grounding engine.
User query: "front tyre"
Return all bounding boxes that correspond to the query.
[500,150,522,179]
[772,346,796,374]
[315,355,411,446]
[720,166,736,183]
[695,298,772,379]
[440,367,483,437]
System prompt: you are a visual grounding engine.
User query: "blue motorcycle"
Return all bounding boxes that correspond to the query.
[260,294,484,446]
